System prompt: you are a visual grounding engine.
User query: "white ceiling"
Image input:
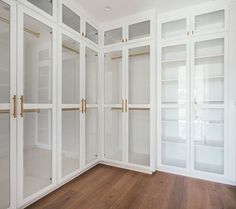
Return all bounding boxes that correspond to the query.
[73,0,211,23]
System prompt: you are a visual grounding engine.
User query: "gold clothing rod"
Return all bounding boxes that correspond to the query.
[0,109,10,114]
[111,51,150,60]
[62,107,80,111]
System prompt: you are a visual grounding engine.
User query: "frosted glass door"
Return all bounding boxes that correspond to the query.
[21,14,53,199]
[193,37,225,174]
[86,22,98,44]
[27,0,53,15]
[104,50,123,161]
[128,20,150,41]
[161,18,188,41]
[104,27,123,46]
[193,10,225,35]
[85,47,98,164]
[128,46,150,166]
[0,1,12,208]
[61,35,80,177]
[161,44,187,104]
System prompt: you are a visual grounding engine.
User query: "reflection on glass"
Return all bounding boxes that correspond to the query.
[23,109,52,198]
[62,111,80,177]
[104,108,122,161]
[162,19,187,40]
[62,35,80,104]
[129,20,150,40]
[128,110,150,166]
[0,1,10,208]
[104,51,122,104]
[24,14,52,104]
[85,47,98,104]
[27,0,53,15]
[62,5,80,33]
[85,109,98,164]
[104,28,122,45]
[129,46,150,104]
[86,22,98,44]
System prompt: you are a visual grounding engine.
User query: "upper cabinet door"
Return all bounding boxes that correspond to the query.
[192,8,227,36]
[62,4,81,34]
[104,27,123,46]
[160,16,190,42]
[128,20,151,42]
[18,0,56,20]
[85,22,98,45]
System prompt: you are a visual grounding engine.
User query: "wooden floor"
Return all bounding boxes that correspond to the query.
[27,165,236,209]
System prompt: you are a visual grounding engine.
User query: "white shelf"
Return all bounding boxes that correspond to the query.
[195,76,224,80]
[162,119,186,123]
[194,141,224,149]
[195,54,224,60]
[162,137,187,144]
[162,59,186,64]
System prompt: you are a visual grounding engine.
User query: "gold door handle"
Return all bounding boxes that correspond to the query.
[125,99,128,112]
[13,95,16,118]
[84,99,87,113]
[81,99,84,113]
[20,96,24,117]
[122,99,125,112]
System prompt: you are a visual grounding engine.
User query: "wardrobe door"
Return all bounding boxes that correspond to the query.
[192,36,225,174]
[17,7,56,205]
[60,34,81,178]
[104,50,124,162]
[160,41,189,169]
[0,1,16,209]
[127,45,151,167]
[84,46,99,165]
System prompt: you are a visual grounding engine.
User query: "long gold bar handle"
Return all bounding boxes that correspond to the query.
[84,99,87,113]
[13,95,16,118]
[125,99,128,112]
[20,96,24,118]
[122,99,125,113]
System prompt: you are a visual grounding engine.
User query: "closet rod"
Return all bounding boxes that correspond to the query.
[0,109,10,114]
[0,16,80,54]
[0,16,40,38]
[129,107,150,111]
[111,51,150,60]
[62,107,80,111]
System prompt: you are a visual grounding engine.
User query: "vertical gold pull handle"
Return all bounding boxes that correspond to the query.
[20,96,24,117]
[81,99,84,113]
[84,99,87,113]
[13,95,17,118]
[125,99,128,112]
[122,99,124,113]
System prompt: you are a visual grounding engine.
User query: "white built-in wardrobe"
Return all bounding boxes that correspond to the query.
[0,0,235,209]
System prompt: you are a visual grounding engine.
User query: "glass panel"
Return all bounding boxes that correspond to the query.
[0,113,10,209]
[86,22,98,44]
[104,51,122,104]
[62,111,80,177]
[128,110,150,166]
[162,18,187,40]
[0,2,10,208]
[129,20,150,40]
[162,142,187,168]
[194,38,224,104]
[104,108,122,161]
[62,35,80,104]
[27,0,53,15]
[24,15,52,104]
[129,46,150,104]
[162,108,187,143]
[0,1,10,104]
[161,44,187,104]
[23,109,52,198]
[85,108,98,164]
[195,10,225,32]
[194,108,224,147]
[62,5,80,33]
[104,28,122,46]
[194,146,224,174]
[85,47,98,104]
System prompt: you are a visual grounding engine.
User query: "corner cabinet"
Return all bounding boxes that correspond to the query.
[157,5,232,183]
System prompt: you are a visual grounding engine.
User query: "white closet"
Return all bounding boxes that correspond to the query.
[102,12,155,172]
[158,6,229,180]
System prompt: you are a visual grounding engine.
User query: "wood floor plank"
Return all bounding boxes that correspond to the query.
[26,165,236,209]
